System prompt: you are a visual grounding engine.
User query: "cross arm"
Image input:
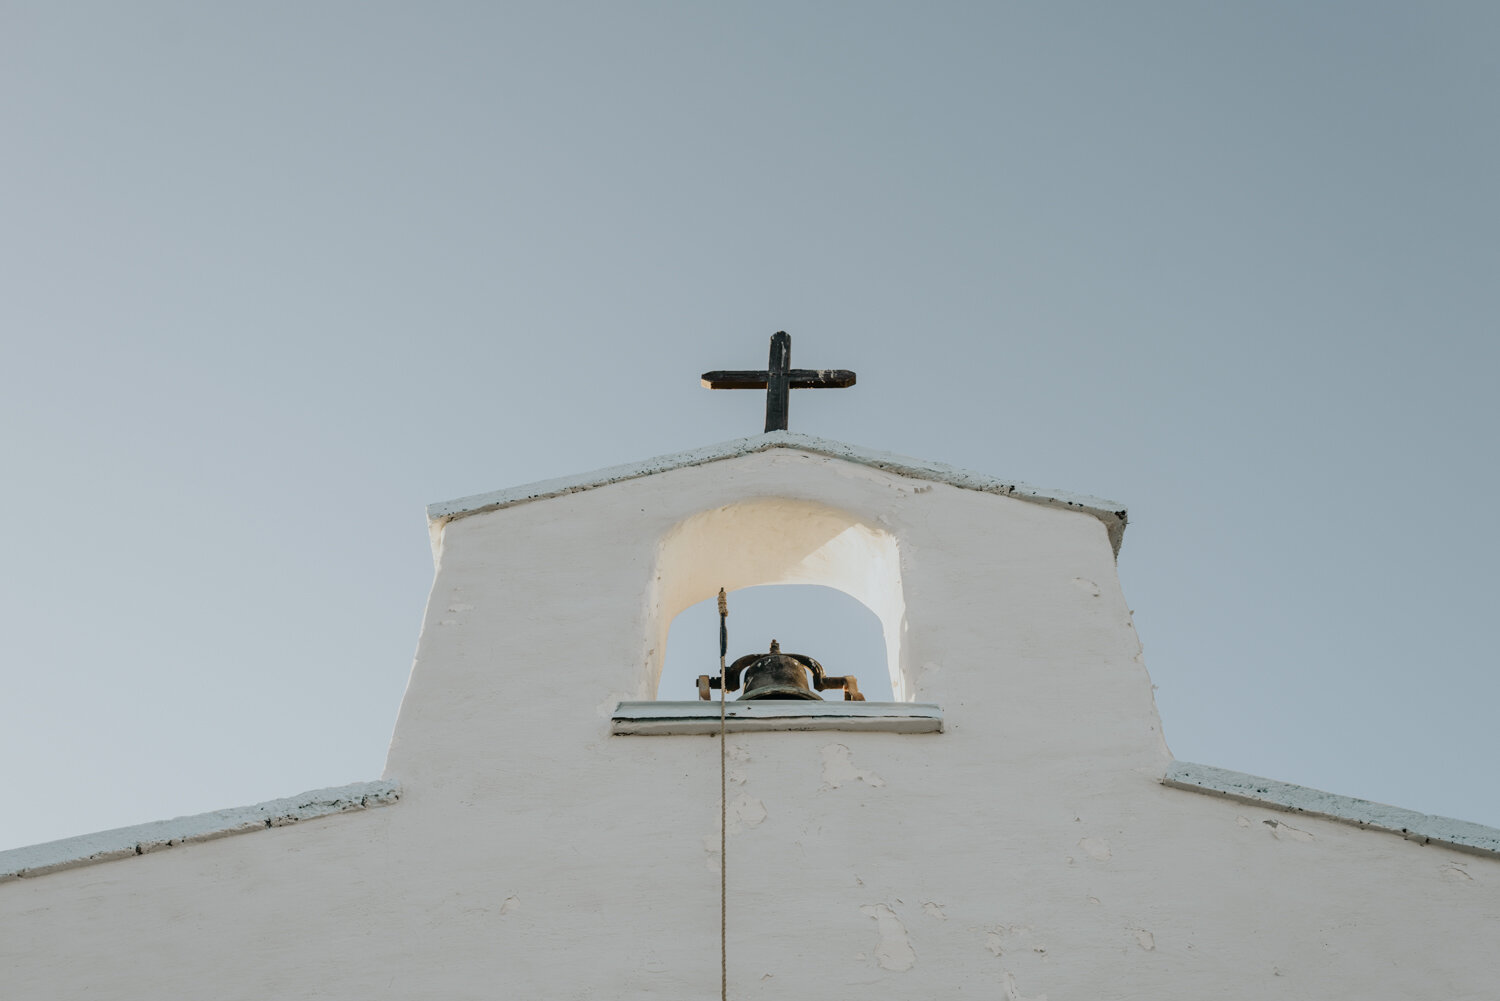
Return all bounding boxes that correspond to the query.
[700,369,857,390]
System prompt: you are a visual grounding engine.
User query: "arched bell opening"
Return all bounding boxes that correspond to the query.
[643,497,910,702]
[658,585,894,702]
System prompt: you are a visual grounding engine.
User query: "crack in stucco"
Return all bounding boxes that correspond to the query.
[1263,819,1315,843]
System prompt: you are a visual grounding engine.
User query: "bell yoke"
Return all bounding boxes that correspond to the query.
[697,640,865,702]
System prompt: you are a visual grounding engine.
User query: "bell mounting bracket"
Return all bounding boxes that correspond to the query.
[697,641,865,702]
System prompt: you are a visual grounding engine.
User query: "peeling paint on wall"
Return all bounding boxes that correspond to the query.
[723,795,763,832]
[860,903,916,971]
[726,742,750,786]
[984,923,1045,958]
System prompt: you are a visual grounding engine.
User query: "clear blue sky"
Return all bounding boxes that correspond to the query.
[3,2,1496,850]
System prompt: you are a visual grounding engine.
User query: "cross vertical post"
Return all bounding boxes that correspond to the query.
[765,331,792,432]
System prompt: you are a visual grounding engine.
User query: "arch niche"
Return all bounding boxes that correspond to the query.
[644,498,909,701]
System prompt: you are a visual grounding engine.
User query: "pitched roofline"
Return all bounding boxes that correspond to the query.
[1163,762,1500,857]
[0,780,400,883]
[427,432,1130,555]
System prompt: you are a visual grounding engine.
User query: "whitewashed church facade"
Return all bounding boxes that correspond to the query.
[3,432,1495,998]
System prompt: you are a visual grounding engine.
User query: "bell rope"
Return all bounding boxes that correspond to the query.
[717,587,728,1001]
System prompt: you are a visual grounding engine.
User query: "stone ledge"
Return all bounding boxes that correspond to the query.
[612,700,942,735]
[1163,761,1500,857]
[0,779,401,883]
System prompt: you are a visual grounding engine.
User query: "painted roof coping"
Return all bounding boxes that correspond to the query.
[1164,761,1500,857]
[0,779,400,883]
[428,431,1129,555]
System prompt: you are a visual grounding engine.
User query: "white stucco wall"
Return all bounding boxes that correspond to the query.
[3,445,1495,999]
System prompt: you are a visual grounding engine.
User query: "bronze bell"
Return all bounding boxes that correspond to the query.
[698,640,865,701]
[733,640,822,700]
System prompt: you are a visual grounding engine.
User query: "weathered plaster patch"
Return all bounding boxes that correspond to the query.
[703,795,768,867]
[1133,928,1156,951]
[729,794,767,832]
[922,901,947,920]
[726,742,750,785]
[820,743,886,790]
[1078,836,1111,861]
[860,903,916,971]
[499,895,520,915]
[985,923,1043,958]
[1003,970,1048,1001]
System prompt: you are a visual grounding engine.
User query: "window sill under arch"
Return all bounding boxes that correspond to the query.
[611,701,942,735]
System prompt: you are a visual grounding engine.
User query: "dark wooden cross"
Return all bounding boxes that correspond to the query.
[701,331,856,432]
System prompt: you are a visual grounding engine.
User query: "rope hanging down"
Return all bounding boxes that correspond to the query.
[717,587,729,1001]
